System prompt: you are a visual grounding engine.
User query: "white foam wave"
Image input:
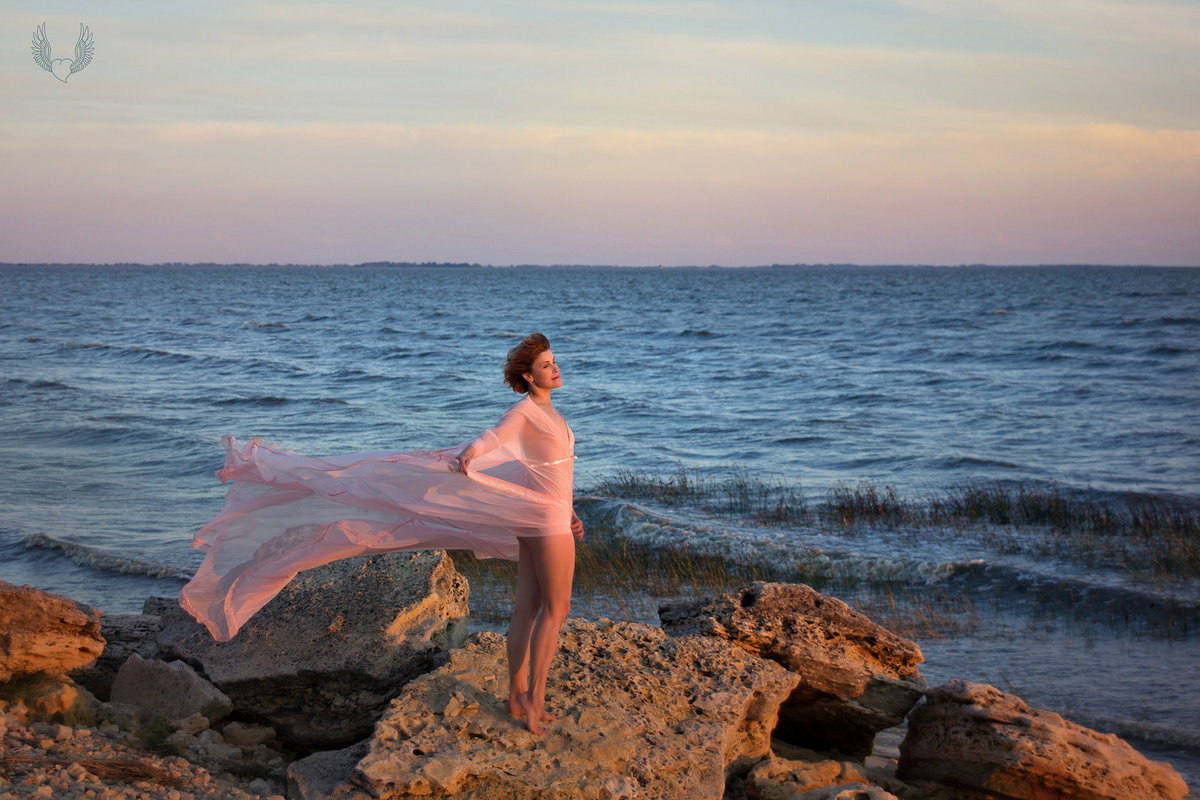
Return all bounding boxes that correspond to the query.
[23,533,191,580]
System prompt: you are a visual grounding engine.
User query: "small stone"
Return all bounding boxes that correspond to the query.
[221,721,275,748]
[601,776,639,799]
[196,728,223,745]
[173,713,210,735]
[165,729,197,752]
[203,740,244,761]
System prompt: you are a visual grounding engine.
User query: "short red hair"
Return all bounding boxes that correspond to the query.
[503,332,551,393]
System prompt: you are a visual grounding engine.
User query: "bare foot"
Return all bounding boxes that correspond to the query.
[514,691,556,735]
[509,695,557,724]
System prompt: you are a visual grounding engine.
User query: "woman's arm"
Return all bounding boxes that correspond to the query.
[453,407,528,474]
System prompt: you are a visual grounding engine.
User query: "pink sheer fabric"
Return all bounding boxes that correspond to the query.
[179,396,575,641]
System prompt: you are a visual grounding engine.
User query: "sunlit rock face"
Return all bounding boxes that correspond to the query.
[0,580,105,681]
[298,619,798,800]
[157,550,469,748]
[899,680,1189,800]
[660,581,926,758]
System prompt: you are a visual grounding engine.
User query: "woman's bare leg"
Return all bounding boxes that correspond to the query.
[511,534,574,735]
[507,538,541,717]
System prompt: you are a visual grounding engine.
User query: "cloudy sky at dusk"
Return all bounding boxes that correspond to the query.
[4,1,1198,266]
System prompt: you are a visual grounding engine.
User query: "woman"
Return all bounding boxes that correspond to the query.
[454,332,583,733]
[180,332,582,736]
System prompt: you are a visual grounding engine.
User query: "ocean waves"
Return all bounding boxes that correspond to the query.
[22,533,192,581]
[578,496,1200,632]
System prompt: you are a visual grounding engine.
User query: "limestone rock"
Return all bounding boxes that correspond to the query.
[157,550,469,748]
[898,680,1189,800]
[143,595,181,616]
[797,786,898,800]
[288,743,372,800]
[660,582,926,757]
[345,619,799,800]
[746,757,915,800]
[71,611,163,700]
[0,580,105,681]
[221,720,276,749]
[0,672,99,725]
[110,653,233,722]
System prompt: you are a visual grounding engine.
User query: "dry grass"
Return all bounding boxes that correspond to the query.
[0,754,187,788]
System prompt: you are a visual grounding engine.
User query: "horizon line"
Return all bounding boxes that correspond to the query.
[2,261,1196,270]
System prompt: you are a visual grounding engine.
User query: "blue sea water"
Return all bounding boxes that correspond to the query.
[1,263,1198,781]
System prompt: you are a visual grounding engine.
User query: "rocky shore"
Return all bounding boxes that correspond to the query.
[0,552,1190,800]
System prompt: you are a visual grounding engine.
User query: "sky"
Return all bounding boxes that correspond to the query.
[3,1,1199,266]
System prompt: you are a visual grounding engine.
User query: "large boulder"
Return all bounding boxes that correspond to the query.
[157,550,469,748]
[898,680,1189,800]
[0,580,105,681]
[660,582,925,758]
[315,619,799,800]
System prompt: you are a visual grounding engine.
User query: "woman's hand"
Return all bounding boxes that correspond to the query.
[570,512,584,541]
[452,447,473,474]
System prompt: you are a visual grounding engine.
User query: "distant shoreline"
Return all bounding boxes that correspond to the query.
[1,262,1194,270]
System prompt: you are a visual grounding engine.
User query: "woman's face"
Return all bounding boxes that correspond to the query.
[526,349,562,391]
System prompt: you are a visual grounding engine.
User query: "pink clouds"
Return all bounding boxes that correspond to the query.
[2,121,1196,265]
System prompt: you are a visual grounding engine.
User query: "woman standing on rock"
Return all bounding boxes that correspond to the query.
[453,332,584,734]
[180,332,583,736]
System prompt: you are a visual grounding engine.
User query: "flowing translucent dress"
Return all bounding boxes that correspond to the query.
[180,395,575,641]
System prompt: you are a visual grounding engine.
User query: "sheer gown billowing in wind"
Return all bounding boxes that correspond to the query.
[180,395,575,641]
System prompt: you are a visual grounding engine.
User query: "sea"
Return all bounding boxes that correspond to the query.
[1,263,1198,783]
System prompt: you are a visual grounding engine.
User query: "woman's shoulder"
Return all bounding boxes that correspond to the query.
[509,394,541,417]
[498,394,537,421]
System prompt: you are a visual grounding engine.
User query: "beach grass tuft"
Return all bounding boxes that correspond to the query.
[592,467,809,525]
[826,482,911,525]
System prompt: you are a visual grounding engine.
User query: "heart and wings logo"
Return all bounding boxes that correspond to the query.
[32,22,94,83]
